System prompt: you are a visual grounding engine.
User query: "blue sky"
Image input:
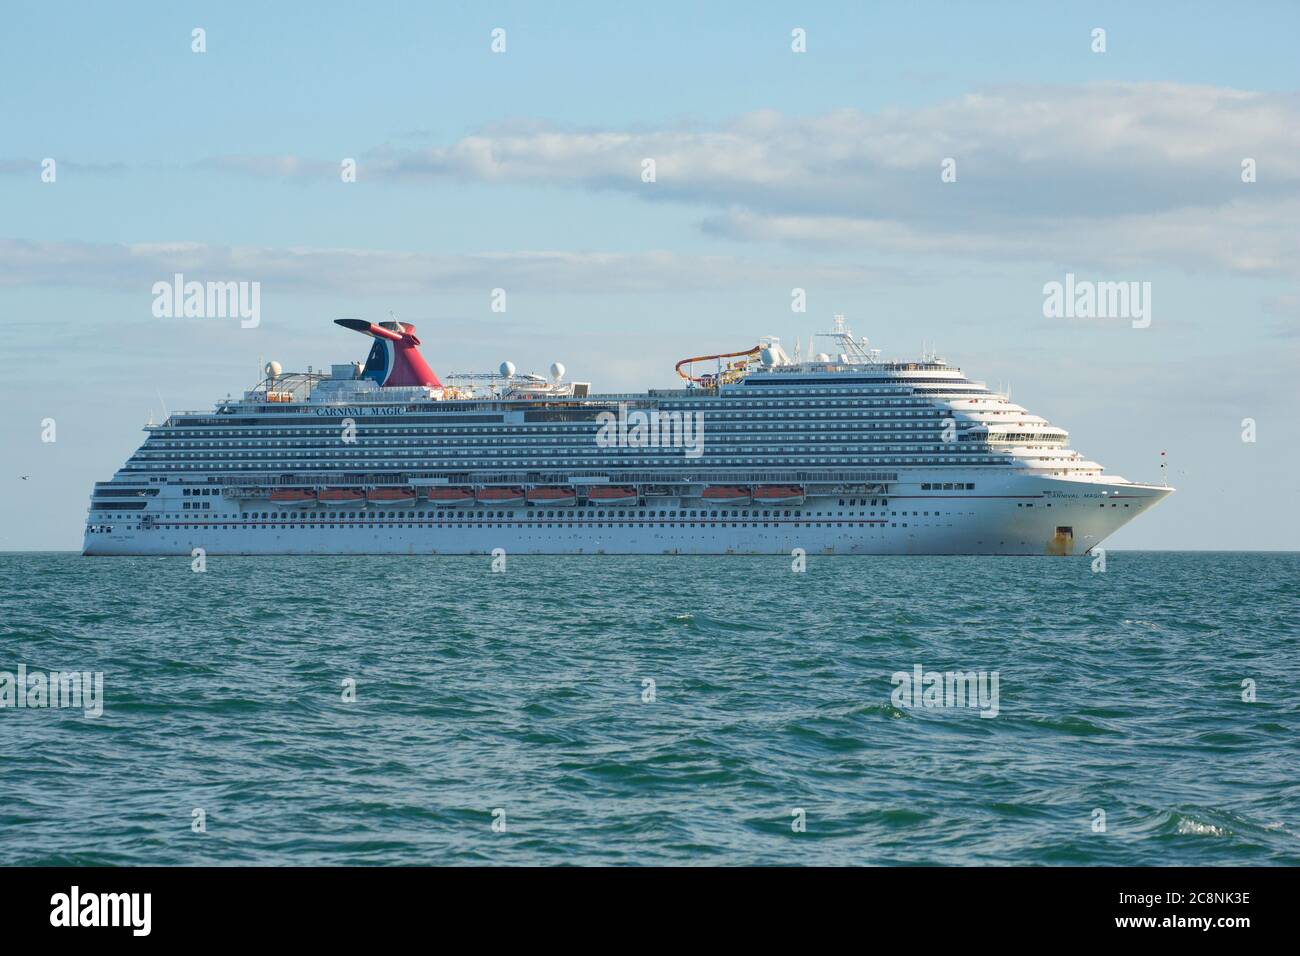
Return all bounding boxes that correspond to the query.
[3,1,1298,550]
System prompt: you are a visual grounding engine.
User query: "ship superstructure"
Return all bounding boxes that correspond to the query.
[84,316,1172,555]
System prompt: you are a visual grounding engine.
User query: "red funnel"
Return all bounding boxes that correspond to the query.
[335,319,441,388]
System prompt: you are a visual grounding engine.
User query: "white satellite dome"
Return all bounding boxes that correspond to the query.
[760,347,776,366]
[550,362,565,381]
[814,353,830,362]
[265,360,282,379]
[499,360,516,378]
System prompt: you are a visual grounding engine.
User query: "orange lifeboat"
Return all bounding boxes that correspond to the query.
[476,486,525,506]
[367,487,418,507]
[702,485,751,505]
[526,487,577,507]
[753,484,805,506]
[270,489,317,508]
[585,485,638,506]
[426,487,475,508]
[318,488,366,507]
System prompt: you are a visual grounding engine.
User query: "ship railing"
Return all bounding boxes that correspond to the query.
[221,482,892,503]
[220,474,423,496]
[218,470,898,498]
[215,469,899,484]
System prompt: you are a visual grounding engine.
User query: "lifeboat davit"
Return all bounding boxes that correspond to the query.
[270,489,317,508]
[702,485,751,505]
[318,488,366,507]
[585,485,638,506]
[753,484,806,506]
[426,487,475,508]
[477,486,526,506]
[367,487,418,507]
[527,487,577,507]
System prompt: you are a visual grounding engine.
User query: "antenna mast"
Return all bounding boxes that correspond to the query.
[815,313,875,362]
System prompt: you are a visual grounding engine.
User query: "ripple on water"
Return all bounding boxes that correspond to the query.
[2,551,1298,865]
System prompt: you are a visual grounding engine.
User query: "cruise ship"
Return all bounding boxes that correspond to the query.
[83,315,1172,556]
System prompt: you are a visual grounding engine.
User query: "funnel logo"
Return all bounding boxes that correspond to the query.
[151,273,260,328]
[334,319,441,388]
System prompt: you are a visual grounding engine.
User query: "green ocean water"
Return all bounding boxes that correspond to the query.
[1,551,1297,866]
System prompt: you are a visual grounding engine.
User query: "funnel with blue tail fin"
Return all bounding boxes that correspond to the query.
[334,319,442,388]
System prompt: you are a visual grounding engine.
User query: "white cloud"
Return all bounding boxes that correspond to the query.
[0,158,126,175]
[700,198,1300,276]
[0,239,899,294]
[203,82,1300,276]
[197,155,336,178]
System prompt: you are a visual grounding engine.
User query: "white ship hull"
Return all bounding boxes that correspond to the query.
[82,317,1175,555]
[83,476,1170,557]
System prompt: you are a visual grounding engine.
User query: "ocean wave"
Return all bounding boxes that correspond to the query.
[3,550,1298,866]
